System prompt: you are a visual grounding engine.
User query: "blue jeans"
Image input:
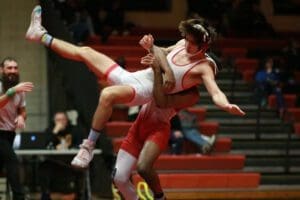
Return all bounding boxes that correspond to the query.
[183,128,207,147]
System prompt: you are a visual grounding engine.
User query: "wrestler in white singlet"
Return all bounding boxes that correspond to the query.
[107,45,217,106]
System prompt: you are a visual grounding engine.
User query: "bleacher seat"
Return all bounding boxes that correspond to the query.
[112,137,231,153]
[221,48,247,58]
[234,58,259,72]
[268,94,297,109]
[241,70,255,83]
[133,173,260,189]
[105,121,132,137]
[90,45,145,57]
[216,38,287,50]
[186,107,206,121]
[153,154,245,170]
[286,108,300,122]
[294,123,300,136]
[198,122,219,136]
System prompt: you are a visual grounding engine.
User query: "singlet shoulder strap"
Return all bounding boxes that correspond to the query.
[205,54,218,75]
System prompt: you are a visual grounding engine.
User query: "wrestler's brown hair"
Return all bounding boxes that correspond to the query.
[179,18,217,48]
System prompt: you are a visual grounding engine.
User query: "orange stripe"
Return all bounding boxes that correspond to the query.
[103,63,119,82]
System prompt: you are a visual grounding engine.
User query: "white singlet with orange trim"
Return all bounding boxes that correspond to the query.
[106,65,153,106]
[166,46,217,93]
[106,46,217,106]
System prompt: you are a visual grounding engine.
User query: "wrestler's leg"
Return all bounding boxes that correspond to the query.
[50,39,115,79]
[26,5,115,80]
[71,85,135,168]
[113,149,138,200]
[137,141,165,200]
[91,85,135,131]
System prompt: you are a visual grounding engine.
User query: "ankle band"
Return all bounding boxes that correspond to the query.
[41,33,53,47]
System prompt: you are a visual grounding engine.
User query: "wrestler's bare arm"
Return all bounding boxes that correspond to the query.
[152,61,199,109]
[140,34,184,55]
[159,39,185,55]
[140,34,176,92]
[150,46,176,91]
[151,46,172,75]
[165,87,199,109]
[200,64,245,116]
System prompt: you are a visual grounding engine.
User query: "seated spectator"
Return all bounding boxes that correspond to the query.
[170,109,216,155]
[221,0,275,37]
[39,111,85,200]
[249,1,276,37]
[255,57,285,118]
[69,10,95,45]
[45,111,83,150]
[99,0,126,42]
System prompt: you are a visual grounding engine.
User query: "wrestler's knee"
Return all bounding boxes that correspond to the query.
[99,87,117,106]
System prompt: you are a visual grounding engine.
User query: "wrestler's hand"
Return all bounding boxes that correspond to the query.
[225,104,246,116]
[13,82,34,93]
[15,115,25,129]
[162,70,175,93]
[141,53,161,71]
[140,53,156,66]
[139,34,154,51]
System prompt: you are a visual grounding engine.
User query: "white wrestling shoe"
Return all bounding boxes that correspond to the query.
[71,139,95,168]
[25,5,47,42]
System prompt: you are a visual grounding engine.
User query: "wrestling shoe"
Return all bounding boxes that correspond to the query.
[71,139,95,168]
[25,5,47,42]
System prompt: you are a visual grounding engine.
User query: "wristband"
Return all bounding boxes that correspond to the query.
[6,88,16,97]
